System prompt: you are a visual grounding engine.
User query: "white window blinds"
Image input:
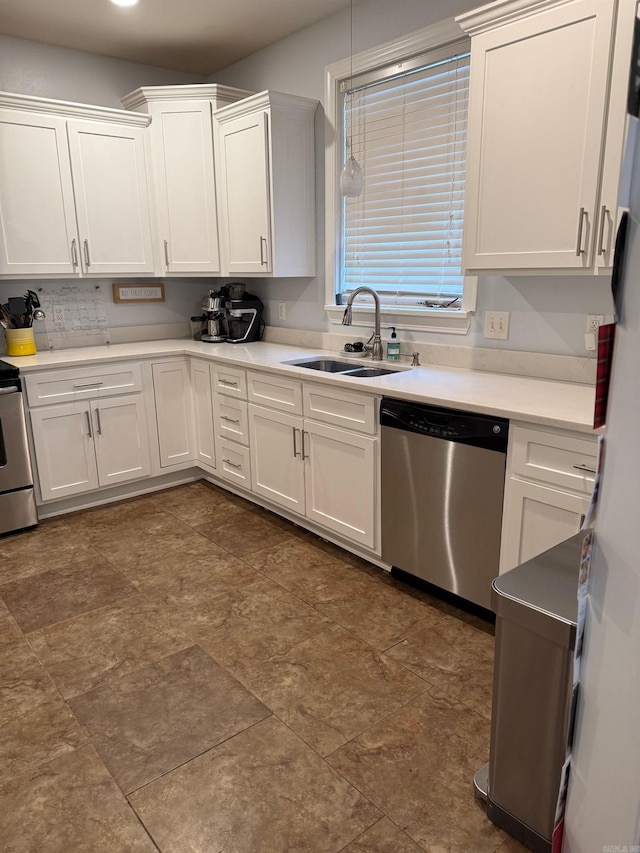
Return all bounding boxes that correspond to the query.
[341,51,470,307]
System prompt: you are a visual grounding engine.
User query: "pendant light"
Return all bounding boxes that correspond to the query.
[340,0,364,197]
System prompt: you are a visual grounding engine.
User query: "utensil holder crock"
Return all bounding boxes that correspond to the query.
[5,328,36,356]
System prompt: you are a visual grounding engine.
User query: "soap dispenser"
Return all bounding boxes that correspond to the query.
[387,327,400,361]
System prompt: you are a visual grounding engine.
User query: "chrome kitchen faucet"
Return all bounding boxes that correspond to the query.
[341,286,383,361]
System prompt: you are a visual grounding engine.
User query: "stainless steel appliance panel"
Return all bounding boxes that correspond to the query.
[0,487,38,535]
[0,385,34,491]
[381,399,507,610]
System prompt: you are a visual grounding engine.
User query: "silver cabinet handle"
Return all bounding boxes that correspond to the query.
[83,239,91,268]
[575,207,588,256]
[71,238,79,267]
[85,410,93,438]
[573,463,596,474]
[220,415,240,425]
[259,236,268,266]
[223,458,242,469]
[292,426,301,458]
[164,239,170,268]
[597,205,609,257]
[302,430,310,460]
[95,408,102,436]
[220,379,238,387]
[74,381,103,389]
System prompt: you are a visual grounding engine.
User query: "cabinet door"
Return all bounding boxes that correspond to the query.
[500,478,589,573]
[67,119,155,274]
[91,396,151,487]
[0,110,79,276]
[151,102,220,274]
[30,402,98,501]
[248,404,304,514]
[304,421,377,550]
[216,110,272,274]
[463,0,616,271]
[191,360,216,468]
[152,361,194,468]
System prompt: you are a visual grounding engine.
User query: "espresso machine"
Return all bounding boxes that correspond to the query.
[200,289,227,342]
[225,286,264,344]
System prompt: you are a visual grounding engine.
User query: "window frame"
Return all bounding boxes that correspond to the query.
[324,17,477,334]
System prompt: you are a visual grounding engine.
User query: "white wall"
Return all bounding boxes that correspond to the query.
[211,0,614,358]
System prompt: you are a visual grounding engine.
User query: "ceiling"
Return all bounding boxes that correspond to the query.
[0,0,353,76]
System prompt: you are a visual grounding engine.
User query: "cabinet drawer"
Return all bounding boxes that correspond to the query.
[216,436,251,488]
[214,396,249,446]
[303,383,377,435]
[509,425,598,494]
[25,362,143,407]
[210,365,247,399]
[247,371,302,415]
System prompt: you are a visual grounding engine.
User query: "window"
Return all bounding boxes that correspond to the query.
[325,21,476,332]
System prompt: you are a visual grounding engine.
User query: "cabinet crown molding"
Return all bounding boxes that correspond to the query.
[456,0,582,35]
[213,90,318,124]
[120,83,253,111]
[0,90,150,126]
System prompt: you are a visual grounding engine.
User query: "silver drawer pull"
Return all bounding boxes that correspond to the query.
[85,410,92,438]
[221,416,240,425]
[220,379,238,387]
[223,458,242,470]
[573,463,596,474]
[74,382,104,389]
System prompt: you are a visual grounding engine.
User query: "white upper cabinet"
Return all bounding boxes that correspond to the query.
[457,0,633,274]
[121,85,251,276]
[214,90,317,277]
[67,120,154,275]
[0,110,79,276]
[0,92,155,278]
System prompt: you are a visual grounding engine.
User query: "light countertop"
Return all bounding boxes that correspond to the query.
[4,339,597,434]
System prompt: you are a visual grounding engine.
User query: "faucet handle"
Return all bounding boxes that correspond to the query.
[411,352,421,367]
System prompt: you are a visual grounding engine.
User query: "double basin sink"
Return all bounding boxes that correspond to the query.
[285,358,410,379]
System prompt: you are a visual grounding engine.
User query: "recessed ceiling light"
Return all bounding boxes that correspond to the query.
[110,0,139,7]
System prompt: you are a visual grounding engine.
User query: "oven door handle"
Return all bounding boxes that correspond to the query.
[0,385,19,395]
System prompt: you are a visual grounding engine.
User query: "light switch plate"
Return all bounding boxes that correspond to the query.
[484,311,510,340]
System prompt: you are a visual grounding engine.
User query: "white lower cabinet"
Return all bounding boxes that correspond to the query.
[500,423,596,573]
[152,360,195,468]
[190,359,216,470]
[31,395,151,501]
[248,402,377,550]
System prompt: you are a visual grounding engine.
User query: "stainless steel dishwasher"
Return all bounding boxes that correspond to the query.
[381,398,508,611]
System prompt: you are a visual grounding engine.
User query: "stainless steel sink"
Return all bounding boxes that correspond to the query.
[285,358,409,378]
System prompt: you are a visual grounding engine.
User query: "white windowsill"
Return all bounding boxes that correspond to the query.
[325,304,472,335]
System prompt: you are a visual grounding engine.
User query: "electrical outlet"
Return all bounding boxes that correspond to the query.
[52,305,65,325]
[585,314,605,351]
[278,302,287,321]
[484,311,510,340]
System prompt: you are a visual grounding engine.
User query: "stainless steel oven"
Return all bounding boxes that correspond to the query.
[0,360,38,535]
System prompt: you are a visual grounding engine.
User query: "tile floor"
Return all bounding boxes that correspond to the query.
[0,481,527,852]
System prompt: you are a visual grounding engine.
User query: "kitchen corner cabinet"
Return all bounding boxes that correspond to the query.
[0,92,155,278]
[213,90,317,277]
[190,359,216,470]
[152,360,195,469]
[457,0,635,274]
[121,85,251,275]
[500,423,597,572]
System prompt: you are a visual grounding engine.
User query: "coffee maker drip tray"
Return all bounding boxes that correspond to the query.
[201,334,227,343]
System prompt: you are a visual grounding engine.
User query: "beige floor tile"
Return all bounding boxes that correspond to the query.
[0,639,59,726]
[0,599,22,649]
[238,624,428,756]
[384,614,495,719]
[495,835,531,852]
[92,515,212,569]
[29,593,190,699]
[70,645,270,794]
[0,697,87,784]
[327,686,506,852]
[343,817,425,852]
[305,571,439,651]
[130,716,381,853]
[146,481,247,526]
[0,555,137,633]
[0,745,156,852]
